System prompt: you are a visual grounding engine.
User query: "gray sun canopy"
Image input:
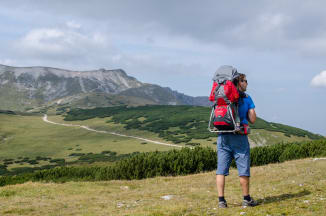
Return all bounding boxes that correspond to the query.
[212,65,240,83]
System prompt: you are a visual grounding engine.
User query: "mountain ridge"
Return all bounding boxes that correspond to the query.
[0,64,210,110]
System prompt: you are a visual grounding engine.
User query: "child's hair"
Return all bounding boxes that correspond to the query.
[233,73,246,86]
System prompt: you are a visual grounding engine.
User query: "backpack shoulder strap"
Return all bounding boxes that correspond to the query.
[214,84,221,95]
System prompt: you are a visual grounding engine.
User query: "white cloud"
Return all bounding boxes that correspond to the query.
[15,28,110,58]
[258,13,290,33]
[311,71,326,87]
[66,20,81,29]
[18,28,66,53]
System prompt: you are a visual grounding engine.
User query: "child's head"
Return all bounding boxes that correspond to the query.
[233,73,247,92]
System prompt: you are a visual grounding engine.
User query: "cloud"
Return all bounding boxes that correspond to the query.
[311,71,326,87]
[2,0,326,59]
[1,23,132,72]
[66,20,81,29]
[14,27,114,61]
[19,28,66,53]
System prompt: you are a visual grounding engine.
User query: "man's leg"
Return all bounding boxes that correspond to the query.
[239,176,249,196]
[216,134,232,208]
[216,174,226,197]
[216,135,232,197]
[216,174,228,208]
[231,134,250,196]
[240,175,258,206]
[232,135,257,206]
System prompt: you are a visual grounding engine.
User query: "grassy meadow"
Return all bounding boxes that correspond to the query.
[0,113,179,172]
[0,157,325,215]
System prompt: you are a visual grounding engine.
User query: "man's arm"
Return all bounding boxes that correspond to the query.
[248,109,256,124]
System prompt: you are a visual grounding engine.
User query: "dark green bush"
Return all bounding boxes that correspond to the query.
[49,159,65,165]
[0,165,9,175]
[10,167,36,175]
[35,156,49,161]
[101,151,116,155]
[28,160,39,165]
[4,161,13,165]
[69,153,85,157]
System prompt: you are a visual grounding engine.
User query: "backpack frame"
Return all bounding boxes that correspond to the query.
[208,65,240,133]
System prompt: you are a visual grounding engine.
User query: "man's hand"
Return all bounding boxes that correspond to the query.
[248,109,256,124]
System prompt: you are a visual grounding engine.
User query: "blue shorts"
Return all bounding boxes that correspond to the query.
[216,134,250,177]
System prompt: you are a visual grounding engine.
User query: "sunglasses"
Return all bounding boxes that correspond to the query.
[240,79,248,84]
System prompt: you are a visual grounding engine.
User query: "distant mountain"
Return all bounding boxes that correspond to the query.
[119,84,211,106]
[0,64,210,111]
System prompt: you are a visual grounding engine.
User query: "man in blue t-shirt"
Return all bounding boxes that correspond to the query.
[216,73,258,208]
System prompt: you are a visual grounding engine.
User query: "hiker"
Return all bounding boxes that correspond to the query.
[215,71,257,208]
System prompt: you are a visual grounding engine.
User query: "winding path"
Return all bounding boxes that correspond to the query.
[42,114,182,148]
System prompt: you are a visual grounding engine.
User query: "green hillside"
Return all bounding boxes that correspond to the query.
[64,105,322,143]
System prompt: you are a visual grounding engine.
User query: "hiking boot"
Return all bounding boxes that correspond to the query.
[242,198,258,207]
[218,200,228,208]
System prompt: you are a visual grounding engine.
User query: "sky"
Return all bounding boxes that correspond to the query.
[0,0,325,136]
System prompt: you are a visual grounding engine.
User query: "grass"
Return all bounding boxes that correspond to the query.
[249,129,311,147]
[47,115,177,142]
[0,158,324,215]
[0,114,179,170]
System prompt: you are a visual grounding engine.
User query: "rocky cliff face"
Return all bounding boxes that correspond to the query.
[0,64,209,110]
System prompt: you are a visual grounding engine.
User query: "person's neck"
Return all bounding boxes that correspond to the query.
[238,88,246,98]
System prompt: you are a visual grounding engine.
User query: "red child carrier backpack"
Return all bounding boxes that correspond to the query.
[208,65,240,133]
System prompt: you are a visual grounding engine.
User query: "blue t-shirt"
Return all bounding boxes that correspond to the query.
[238,94,255,125]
